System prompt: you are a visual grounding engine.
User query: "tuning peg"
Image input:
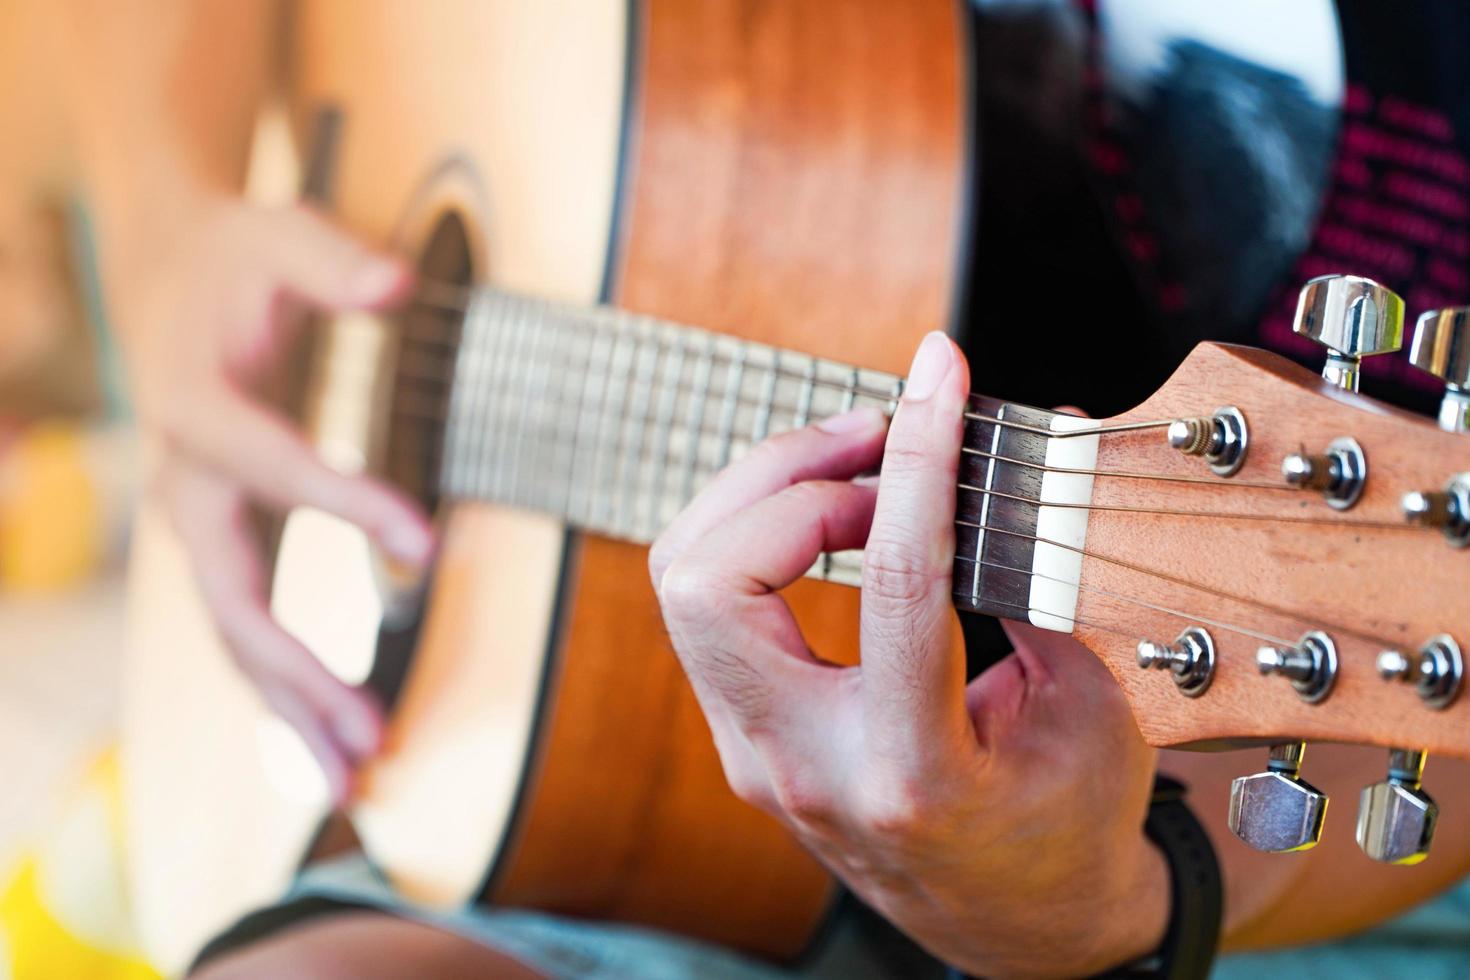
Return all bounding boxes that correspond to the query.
[1136,627,1215,697]
[1256,630,1338,703]
[1293,274,1405,391]
[1229,742,1329,853]
[1377,634,1465,709]
[1357,748,1438,865]
[1280,438,1368,510]
[1410,307,1470,433]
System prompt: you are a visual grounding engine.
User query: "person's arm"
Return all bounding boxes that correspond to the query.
[650,332,1470,977]
[61,0,433,799]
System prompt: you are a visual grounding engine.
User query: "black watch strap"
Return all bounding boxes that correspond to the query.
[1094,775,1223,979]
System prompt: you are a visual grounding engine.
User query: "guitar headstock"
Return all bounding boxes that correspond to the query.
[1074,276,1470,861]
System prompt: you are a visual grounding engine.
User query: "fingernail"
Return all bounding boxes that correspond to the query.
[816,406,884,434]
[352,259,404,303]
[383,523,433,566]
[903,331,953,402]
[335,709,381,759]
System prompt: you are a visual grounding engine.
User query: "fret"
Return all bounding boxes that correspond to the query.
[792,357,817,429]
[713,342,746,471]
[507,301,551,507]
[841,366,858,413]
[591,322,636,529]
[466,293,502,500]
[439,292,481,497]
[647,329,686,538]
[679,337,716,515]
[569,324,615,526]
[529,304,573,505]
[549,312,592,519]
[616,319,661,537]
[751,352,779,444]
[486,294,530,501]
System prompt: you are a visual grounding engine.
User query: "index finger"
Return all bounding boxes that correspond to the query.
[859,332,973,761]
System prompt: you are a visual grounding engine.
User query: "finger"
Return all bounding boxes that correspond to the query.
[859,331,973,760]
[660,479,874,732]
[255,205,413,311]
[162,463,385,792]
[164,384,433,566]
[649,406,887,592]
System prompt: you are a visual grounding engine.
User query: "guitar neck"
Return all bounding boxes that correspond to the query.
[415,287,1066,613]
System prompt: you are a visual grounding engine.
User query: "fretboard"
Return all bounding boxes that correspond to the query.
[410,288,1075,620]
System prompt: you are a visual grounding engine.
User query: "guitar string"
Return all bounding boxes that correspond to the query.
[395,313,1169,441]
[393,286,1436,640]
[950,552,1295,647]
[380,372,1419,535]
[954,482,1416,531]
[388,309,1337,503]
[404,284,1194,441]
[955,518,1408,651]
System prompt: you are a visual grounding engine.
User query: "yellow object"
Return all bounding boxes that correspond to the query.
[0,422,101,591]
[0,752,161,980]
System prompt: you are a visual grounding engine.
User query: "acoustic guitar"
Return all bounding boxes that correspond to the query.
[120,0,1470,974]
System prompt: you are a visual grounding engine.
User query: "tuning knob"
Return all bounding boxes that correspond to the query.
[1229,742,1328,853]
[1410,307,1470,433]
[1357,748,1438,864]
[1293,274,1405,391]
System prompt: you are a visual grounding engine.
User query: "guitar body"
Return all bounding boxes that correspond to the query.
[121,1,970,971]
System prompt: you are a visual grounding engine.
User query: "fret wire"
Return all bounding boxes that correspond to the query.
[681,337,716,514]
[593,323,634,529]
[841,366,858,413]
[465,293,500,501]
[508,300,550,506]
[649,329,686,536]
[487,295,527,501]
[752,352,779,444]
[970,403,1004,605]
[793,357,817,429]
[474,294,511,500]
[572,325,615,525]
[617,320,660,536]
[550,308,591,519]
[714,344,746,472]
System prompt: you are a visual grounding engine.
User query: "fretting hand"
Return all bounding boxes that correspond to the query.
[649,332,1168,978]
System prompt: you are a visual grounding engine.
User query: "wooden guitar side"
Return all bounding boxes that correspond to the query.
[483,0,969,958]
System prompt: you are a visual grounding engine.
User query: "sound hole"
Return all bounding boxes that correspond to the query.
[387,211,474,511]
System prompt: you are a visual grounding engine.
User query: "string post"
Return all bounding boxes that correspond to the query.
[1166,406,1248,477]
[1400,475,1470,547]
[1256,630,1338,704]
[1136,627,1215,698]
[1376,635,1464,710]
[1280,437,1367,510]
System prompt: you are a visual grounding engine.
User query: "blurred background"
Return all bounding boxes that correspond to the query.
[0,3,148,977]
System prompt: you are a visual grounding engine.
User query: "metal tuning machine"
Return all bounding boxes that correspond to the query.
[1166,407,1248,476]
[1292,273,1406,391]
[1279,276,1404,510]
[1357,749,1438,865]
[1409,306,1470,433]
[1377,635,1465,711]
[1136,627,1215,697]
[1364,310,1470,864]
[1229,742,1328,853]
[1256,631,1338,704]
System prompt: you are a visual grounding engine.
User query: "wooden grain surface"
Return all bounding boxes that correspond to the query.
[1077,343,1470,760]
[487,0,968,959]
